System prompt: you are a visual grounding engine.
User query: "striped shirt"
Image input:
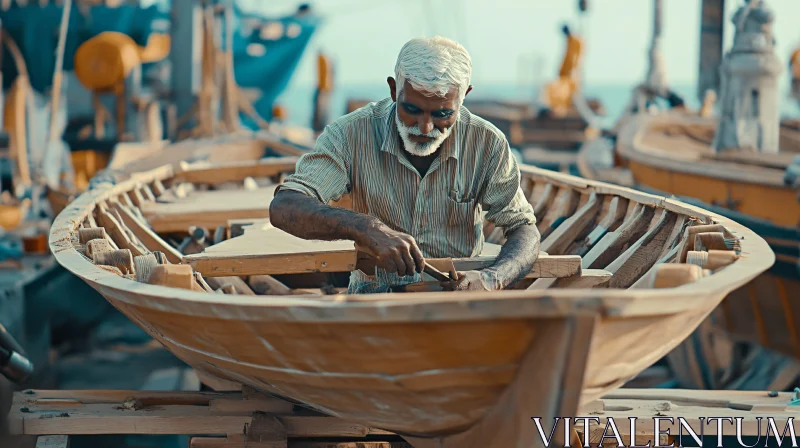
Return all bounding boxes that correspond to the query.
[277,97,537,293]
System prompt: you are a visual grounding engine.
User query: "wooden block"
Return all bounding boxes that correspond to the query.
[93,249,135,275]
[78,228,108,245]
[134,253,159,283]
[85,239,115,259]
[652,264,705,288]
[147,264,202,291]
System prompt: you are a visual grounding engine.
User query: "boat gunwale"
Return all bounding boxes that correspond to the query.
[48,153,775,323]
[617,113,793,188]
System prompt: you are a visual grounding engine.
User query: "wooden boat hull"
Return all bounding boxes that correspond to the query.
[49,145,773,445]
[615,114,800,227]
[578,115,800,366]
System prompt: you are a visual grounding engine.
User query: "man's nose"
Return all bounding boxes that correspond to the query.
[418,116,434,135]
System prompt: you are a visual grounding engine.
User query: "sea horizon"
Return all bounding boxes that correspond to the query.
[274,82,800,130]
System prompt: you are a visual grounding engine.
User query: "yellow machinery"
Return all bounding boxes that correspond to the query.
[542,25,583,117]
[70,30,170,190]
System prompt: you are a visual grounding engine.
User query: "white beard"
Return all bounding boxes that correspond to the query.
[395,110,453,157]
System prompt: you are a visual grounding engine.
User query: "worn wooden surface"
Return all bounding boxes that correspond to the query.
[12,388,799,448]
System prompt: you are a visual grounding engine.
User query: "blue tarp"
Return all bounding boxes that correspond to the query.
[0,3,318,130]
[230,7,319,126]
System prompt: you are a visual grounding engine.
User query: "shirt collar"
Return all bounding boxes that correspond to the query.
[379,100,464,162]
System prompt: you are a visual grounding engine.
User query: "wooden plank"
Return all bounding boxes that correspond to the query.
[188,245,581,279]
[567,196,628,256]
[141,188,275,233]
[540,192,602,254]
[8,397,390,438]
[605,210,678,288]
[175,158,297,185]
[584,204,655,270]
[546,269,610,289]
[536,188,580,240]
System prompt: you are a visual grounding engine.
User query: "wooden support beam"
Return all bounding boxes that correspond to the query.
[7,390,393,439]
[186,250,582,279]
[174,158,298,185]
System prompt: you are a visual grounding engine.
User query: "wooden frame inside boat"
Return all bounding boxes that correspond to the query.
[48,142,774,447]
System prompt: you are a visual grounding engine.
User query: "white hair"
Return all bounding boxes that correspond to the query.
[394,36,472,101]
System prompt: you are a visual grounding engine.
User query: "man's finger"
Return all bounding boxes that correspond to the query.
[449,267,459,282]
[400,250,416,278]
[390,252,409,278]
[381,257,399,274]
[406,237,425,273]
[439,280,458,291]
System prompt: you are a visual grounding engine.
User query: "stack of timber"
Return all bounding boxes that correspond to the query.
[45,136,773,447]
[9,387,800,447]
[578,111,800,388]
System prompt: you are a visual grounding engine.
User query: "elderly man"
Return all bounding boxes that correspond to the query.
[270,36,540,293]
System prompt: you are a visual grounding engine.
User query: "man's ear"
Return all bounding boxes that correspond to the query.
[464,85,473,97]
[388,77,397,102]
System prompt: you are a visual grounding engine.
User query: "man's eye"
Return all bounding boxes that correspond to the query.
[402,104,421,114]
[432,110,454,119]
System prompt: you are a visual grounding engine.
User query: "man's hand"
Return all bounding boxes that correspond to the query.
[440,270,501,292]
[356,222,425,277]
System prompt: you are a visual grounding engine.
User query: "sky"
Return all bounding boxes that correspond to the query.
[236,0,800,91]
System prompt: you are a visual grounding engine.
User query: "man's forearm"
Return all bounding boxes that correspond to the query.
[270,190,379,243]
[484,224,540,289]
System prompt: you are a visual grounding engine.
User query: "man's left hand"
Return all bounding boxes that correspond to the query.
[440,270,500,291]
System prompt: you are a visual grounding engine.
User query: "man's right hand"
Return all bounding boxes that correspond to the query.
[355,223,425,277]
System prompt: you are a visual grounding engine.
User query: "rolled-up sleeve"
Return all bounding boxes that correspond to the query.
[480,135,537,235]
[276,123,351,203]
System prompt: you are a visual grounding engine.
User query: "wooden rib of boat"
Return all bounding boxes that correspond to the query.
[45,131,305,217]
[578,111,800,368]
[49,140,773,447]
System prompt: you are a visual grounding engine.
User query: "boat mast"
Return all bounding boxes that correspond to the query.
[644,0,666,95]
[169,0,204,139]
[697,0,725,104]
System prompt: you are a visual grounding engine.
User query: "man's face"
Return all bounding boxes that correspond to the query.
[389,79,464,157]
